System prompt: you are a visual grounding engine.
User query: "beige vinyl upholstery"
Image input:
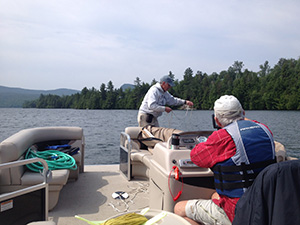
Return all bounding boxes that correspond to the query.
[0,127,85,210]
[124,127,152,179]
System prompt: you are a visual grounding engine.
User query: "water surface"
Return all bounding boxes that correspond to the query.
[0,108,299,164]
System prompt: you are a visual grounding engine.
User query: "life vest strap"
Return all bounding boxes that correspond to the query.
[214,180,255,190]
[212,158,276,191]
[212,159,276,173]
[213,172,257,181]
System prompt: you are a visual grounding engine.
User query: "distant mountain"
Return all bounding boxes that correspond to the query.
[120,83,135,91]
[0,86,80,108]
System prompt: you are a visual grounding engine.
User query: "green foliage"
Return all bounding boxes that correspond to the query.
[23,58,300,110]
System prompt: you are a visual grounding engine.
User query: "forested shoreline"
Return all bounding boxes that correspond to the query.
[23,57,300,110]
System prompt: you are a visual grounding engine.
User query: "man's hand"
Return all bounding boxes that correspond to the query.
[211,191,220,200]
[185,100,194,106]
[165,106,172,113]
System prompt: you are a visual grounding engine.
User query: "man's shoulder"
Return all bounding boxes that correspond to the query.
[211,128,231,139]
[150,83,164,93]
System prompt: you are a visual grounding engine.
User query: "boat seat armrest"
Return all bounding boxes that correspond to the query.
[125,127,142,139]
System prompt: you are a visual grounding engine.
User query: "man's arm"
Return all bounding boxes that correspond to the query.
[190,129,236,168]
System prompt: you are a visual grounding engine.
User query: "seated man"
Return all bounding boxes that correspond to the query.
[174,95,276,225]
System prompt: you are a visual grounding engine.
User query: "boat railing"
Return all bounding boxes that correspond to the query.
[0,158,50,223]
[120,132,132,180]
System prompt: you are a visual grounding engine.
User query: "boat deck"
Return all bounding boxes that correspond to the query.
[48,165,150,225]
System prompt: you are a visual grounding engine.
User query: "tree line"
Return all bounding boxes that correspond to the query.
[23,57,300,110]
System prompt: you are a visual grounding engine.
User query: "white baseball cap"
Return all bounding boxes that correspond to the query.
[214,95,243,118]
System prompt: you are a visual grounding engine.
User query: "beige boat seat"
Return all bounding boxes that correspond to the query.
[0,127,85,210]
[124,126,182,179]
[124,127,152,179]
[125,127,152,157]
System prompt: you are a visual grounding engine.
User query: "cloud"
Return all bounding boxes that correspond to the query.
[0,0,299,90]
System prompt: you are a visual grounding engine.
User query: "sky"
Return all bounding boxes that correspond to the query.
[0,0,300,91]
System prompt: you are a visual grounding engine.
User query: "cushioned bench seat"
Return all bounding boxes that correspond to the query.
[124,127,153,179]
[131,149,152,168]
[0,126,85,210]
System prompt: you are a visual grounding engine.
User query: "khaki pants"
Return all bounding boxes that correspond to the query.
[138,125,182,148]
[186,199,231,225]
[137,112,159,127]
[142,125,182,142]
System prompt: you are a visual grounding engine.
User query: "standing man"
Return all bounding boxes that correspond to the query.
[138,75,194,127]
[174,95,276,225]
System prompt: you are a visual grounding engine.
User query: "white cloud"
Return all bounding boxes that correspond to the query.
[0,0,299,90]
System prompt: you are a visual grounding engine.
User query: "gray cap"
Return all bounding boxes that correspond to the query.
[160,75,175,87]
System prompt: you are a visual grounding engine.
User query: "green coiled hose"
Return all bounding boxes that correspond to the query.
[25,148,77,172]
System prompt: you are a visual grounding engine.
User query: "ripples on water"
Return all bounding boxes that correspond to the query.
[0,108,299,164]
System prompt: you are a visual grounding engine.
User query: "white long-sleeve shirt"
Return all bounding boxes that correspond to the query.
[138,83,185,118]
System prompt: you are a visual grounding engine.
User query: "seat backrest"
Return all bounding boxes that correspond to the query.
[274,141,286,162]
[0,127,84,185]
[125,127,142,139]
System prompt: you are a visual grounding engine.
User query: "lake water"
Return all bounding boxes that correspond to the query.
[0,108,299,164]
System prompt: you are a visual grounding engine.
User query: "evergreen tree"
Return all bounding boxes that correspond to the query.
[23,57,300,110]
